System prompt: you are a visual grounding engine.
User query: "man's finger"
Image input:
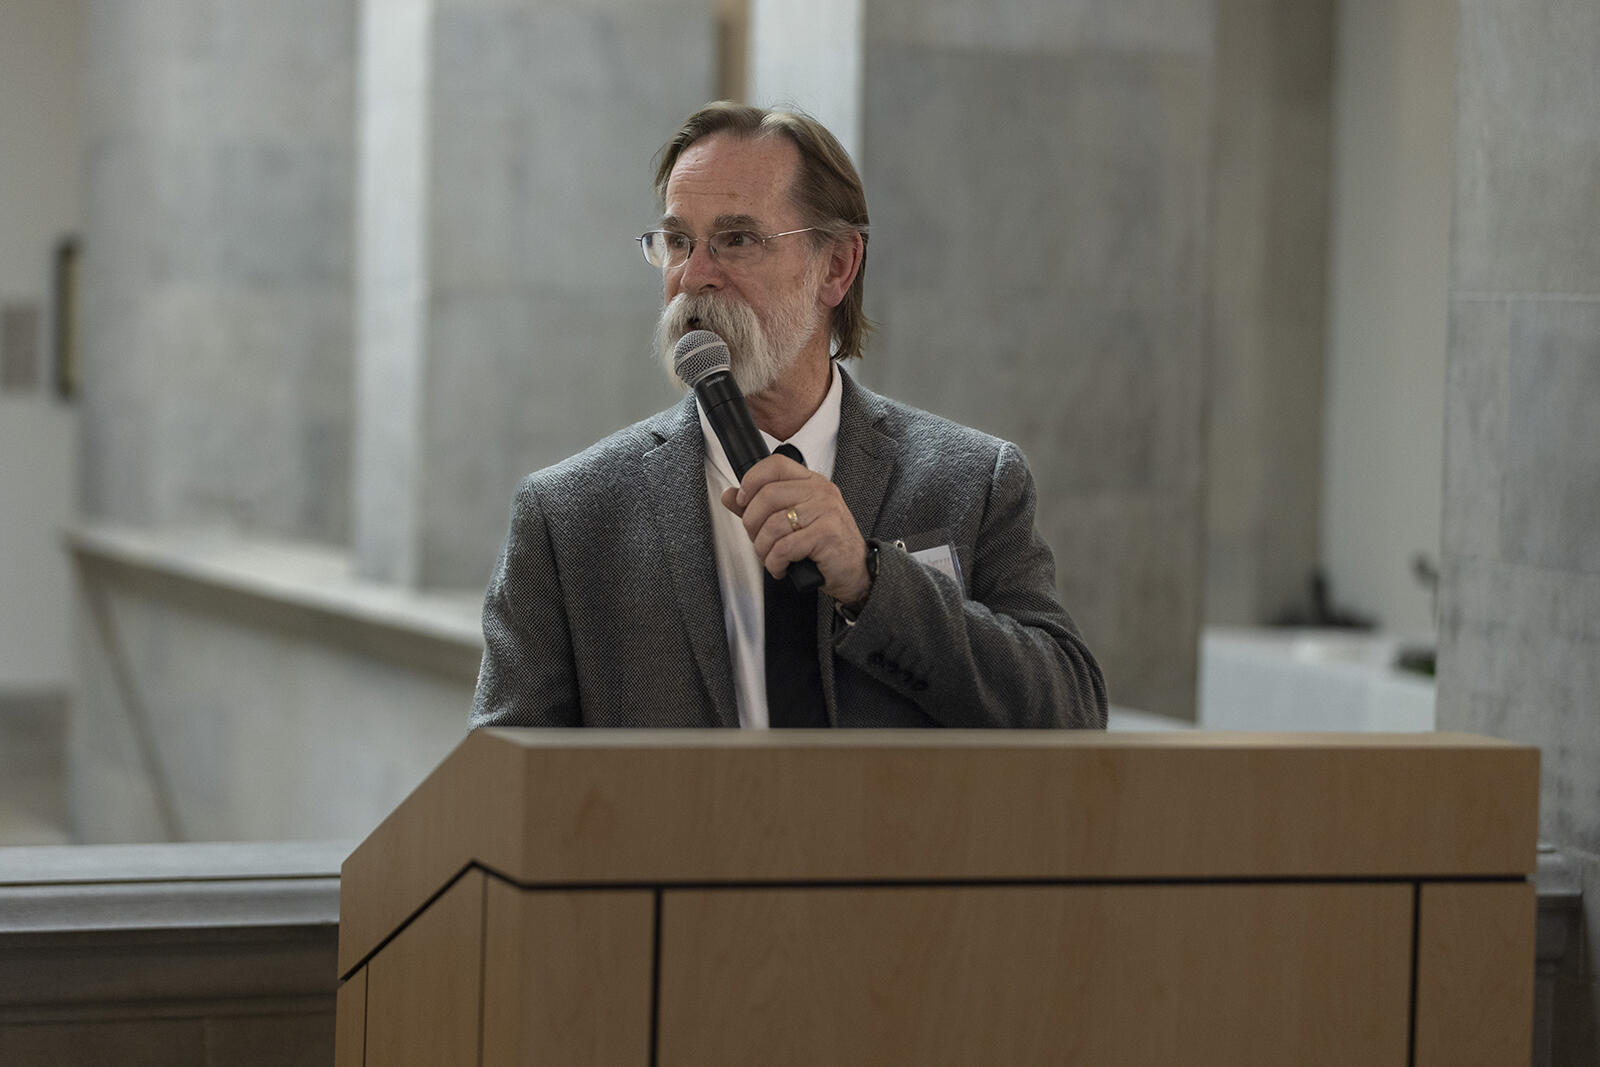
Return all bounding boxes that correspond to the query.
[763,525,821,579]
[735,452,810,506]
[738,482,822,540]
[753,505,824,562]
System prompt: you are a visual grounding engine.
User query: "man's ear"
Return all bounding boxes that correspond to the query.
[818,231,864,309]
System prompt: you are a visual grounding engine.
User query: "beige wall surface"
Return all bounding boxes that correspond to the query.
[748,0,862,159]
[1322,0,1456,635]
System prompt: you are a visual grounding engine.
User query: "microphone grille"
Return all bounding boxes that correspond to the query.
[673,330,731,388]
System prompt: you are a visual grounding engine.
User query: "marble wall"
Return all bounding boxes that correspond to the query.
[79,0,357,543]
[354,0,714,588]
[1438,0,1600,1056]
[856,0,1215,717]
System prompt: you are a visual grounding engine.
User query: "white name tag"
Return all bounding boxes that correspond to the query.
[908,542,961,582]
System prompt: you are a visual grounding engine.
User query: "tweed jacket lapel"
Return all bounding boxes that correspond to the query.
[819,370,899,720]
[643,394,740,726]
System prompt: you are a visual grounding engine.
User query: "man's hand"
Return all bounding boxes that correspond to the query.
[720,452,871,606]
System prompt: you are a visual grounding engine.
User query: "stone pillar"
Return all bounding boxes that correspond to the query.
[78,0,357,542]
[351,0,714,588]
[751,0,1217,717]
[1439,0,1600,1057]
[1204,0,1334,627]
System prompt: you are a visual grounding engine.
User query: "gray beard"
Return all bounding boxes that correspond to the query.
[655,285,824,397]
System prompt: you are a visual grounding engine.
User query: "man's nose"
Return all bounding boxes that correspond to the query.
[675,241,724,293]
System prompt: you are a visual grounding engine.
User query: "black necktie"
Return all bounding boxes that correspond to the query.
[765,443,828,727]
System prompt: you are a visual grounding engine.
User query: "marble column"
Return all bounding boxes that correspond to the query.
[78,0,358,542]
[1439,0,1600,1056]
[750,0,1216,717]
[352,0,714,588]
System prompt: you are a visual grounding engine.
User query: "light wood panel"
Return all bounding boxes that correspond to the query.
[364,870,483,1067]
[1414,881,1536,1066]
[481,880,654,1066]
[341,735,526,977]
[333,966,366,1067]
[657,883,1414,1066]
[340,731,1538,974]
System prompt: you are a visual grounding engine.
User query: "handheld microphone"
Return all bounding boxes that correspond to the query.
[674,330,825,593]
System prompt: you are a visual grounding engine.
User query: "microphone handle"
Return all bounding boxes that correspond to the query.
[695,376,826,594]
[697,377,766,475]
[787,558,826,593]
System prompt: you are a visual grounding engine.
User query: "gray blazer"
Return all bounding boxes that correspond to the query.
[470,371,1107,729]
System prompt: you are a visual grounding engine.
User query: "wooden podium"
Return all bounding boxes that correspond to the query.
[336,730,1538,1065]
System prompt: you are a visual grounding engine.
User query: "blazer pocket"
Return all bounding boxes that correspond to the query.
[883,528,949,554]
[882,529,965,589]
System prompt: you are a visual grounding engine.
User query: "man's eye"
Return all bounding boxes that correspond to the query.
[664,233,692,250]
[721,231,758,248]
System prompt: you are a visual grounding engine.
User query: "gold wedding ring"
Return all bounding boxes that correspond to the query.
[786,508,802,532]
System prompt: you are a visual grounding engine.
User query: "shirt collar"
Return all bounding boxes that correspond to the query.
[697,361,844,483]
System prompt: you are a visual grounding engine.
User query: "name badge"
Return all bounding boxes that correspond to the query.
[906,542,962,583]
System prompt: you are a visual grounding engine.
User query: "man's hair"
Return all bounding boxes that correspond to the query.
[653,101,872,361]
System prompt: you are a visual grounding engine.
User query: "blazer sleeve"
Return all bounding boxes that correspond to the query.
[470,476,582,728]
[832,441,1108,729]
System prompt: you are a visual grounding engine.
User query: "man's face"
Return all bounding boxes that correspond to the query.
[653,133,828,396]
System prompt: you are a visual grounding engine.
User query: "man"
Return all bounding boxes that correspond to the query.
[470,102,1107,729]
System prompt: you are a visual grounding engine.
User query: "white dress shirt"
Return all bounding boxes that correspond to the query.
[697,363,843,728]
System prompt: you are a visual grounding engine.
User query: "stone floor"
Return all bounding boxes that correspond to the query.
[0,692,73,845]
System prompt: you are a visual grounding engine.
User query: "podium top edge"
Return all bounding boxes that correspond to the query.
[338,727,1540,978]
[476,728,1531,752]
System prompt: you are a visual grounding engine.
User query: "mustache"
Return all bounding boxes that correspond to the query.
[659,292,758,348]
[654,291,764,390]
[654,280,816,397]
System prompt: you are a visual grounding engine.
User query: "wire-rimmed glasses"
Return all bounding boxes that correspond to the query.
[638,227,817,270]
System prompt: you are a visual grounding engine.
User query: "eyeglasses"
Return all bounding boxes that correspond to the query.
[638,227,817,270]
